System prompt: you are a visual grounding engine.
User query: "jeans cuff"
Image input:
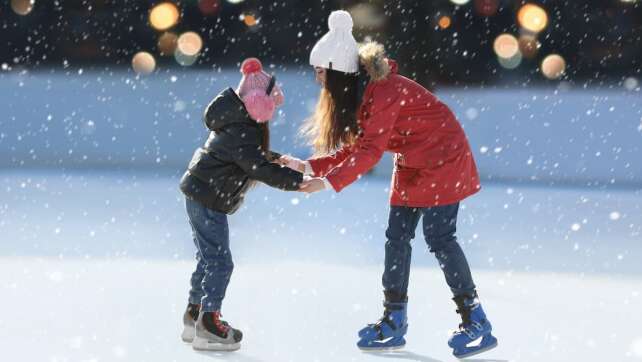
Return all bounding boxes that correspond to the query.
[384,290,408,304]
[451,288,477,299]
[189,294,204,305]
[200,298,223,312]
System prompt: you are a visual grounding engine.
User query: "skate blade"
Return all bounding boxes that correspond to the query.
[192,336,240,352]
[454,338,498,359]
[358,338,406,352]
[359,344,406,352]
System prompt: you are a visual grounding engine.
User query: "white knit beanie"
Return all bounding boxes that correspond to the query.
[309,10,359,74]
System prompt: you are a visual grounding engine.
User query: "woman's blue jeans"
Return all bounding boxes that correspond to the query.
[383,202,476,300]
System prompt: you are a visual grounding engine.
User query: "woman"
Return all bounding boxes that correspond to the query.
[283,10,497,358]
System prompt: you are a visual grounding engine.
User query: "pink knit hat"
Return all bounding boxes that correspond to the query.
[237,58,284,122]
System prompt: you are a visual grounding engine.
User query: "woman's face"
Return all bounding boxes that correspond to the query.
[314,66,327,86]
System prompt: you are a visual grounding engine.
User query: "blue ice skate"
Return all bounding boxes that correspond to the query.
[357,301,408,350]
[448,294,498,358]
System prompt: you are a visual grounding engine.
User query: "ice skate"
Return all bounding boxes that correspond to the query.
[448,293,497,358]
[357,301,408,350]
[192,311,243,351]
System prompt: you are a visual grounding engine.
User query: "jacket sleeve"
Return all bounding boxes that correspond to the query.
[226,125,303,191]
[324,87,401,192]
[307,145,354,177]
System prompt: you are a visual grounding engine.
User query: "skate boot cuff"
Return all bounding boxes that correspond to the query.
[187,303,201,321]
[384,290,408,304]
[453,291,479,327]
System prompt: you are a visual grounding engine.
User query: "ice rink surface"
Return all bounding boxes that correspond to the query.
[1,170,641,361]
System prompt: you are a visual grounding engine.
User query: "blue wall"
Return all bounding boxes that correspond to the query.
[2,69,641,186]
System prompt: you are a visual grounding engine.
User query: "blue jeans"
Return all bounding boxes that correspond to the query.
[383,203,476,299]
[186,198,233,312]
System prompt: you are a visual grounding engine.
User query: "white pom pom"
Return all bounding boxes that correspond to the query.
[328,10,353,31]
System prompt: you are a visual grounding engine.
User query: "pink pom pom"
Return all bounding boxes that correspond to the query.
[240,58,263,75]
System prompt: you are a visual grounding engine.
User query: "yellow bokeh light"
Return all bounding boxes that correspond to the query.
[149,2,180,31]
[541,54,566,80]
[438,16,452,29]
[132,52,156,75]
[493,33,519,59]
[11,0,34,15]
[517,4,548,33]
[177,32,203,57]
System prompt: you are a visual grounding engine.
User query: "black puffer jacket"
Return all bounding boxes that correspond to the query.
[180,88,303,214]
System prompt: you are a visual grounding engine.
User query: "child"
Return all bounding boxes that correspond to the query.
[179,58,303,351]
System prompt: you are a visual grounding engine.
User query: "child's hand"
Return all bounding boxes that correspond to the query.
[277,155,305,173]
[299,177,325,193]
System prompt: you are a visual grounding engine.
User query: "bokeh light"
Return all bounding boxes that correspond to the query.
[517,4,548,33]
[11,0,35,15]
[518,35,540,59]
[226,0,244,4]
[349,3,386,29]
[498,52,522,70]
[149,2,180,31]
[438,16,452,29]
[132,52,156,75]
[450,0,471,5]
[177,32,203,56]
[493,34,519,59]
[623,77,639,91]
[175,32,203,66]
[242,13,258,27]
[158,32,178,56]
[541,54,566,79]
[198,0,221,16]
[474,0,499,17]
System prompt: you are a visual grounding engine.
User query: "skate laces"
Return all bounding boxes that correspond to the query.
[211,311,230,334]
[375,308,401,330]
[453,295,477,330]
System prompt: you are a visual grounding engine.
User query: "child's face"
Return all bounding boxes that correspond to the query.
[314,66,326,86]
[269,81,284,108]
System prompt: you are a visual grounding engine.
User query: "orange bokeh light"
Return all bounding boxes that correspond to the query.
[438,16,452,29]
[541,54,566,79]
[243,14,258,27]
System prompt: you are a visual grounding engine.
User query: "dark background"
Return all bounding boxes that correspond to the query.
[1,0,641,86]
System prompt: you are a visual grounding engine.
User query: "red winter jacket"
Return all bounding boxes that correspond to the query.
[308,42,480,207]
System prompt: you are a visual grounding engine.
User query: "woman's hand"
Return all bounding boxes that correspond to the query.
[276,155,305,173]
[299,177,325,193]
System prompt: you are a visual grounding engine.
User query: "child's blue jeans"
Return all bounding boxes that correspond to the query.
[186,197,233,312]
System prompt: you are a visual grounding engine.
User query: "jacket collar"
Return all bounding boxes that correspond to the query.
[358,41,396,82]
